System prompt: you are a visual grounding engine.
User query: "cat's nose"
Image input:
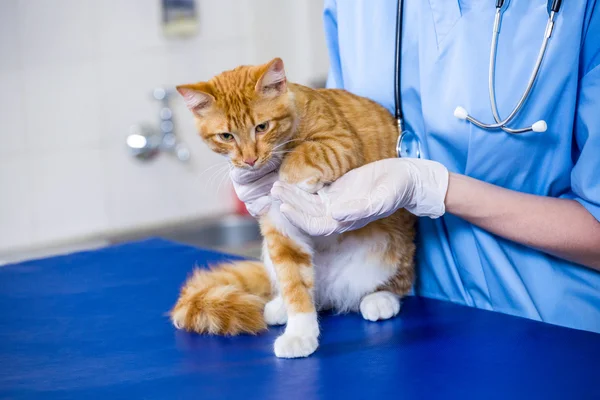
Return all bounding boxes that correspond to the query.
[244,157,257,167]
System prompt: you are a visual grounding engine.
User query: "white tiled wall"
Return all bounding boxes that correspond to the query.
[0,0,329,253]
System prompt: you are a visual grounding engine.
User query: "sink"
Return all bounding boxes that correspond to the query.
[110,215,263,258]
[1,215,263,265]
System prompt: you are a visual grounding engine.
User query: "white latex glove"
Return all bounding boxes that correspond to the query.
[230,166,279,218]
[270,158,449,236]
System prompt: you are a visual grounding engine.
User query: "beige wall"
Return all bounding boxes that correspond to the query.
[0,0,329,253]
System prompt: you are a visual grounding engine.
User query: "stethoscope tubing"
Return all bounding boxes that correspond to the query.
[394,0,563,148]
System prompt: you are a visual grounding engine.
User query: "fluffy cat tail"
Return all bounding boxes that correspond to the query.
[170,260,272,335]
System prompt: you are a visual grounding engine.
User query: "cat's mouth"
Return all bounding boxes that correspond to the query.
[232,156,281,173]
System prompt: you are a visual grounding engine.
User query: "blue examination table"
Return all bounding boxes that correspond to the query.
[1,239,599,399]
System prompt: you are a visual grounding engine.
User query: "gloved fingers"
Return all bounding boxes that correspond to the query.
[256,170,280,185]
[330,198,373,222]
[280,203,336,236]
[246,196,272,218]
[233,171,278,202]
[230,164,278,185]
[272,181,320,202]
[271,182,325,217]
[236,183,265,203]
[230,168,258,185]
[330,184,393,222]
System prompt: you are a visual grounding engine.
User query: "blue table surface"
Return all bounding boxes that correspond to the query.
[1,239,599,400]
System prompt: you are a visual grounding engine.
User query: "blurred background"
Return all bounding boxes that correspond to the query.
[0,0,329,264]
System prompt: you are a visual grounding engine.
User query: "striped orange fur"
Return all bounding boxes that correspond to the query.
[172,59,416,350]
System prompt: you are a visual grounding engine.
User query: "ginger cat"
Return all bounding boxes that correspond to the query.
[171,58,416,358]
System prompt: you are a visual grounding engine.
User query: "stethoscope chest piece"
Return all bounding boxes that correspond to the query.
[397,129,421,159]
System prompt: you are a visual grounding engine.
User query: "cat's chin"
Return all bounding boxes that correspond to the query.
[232,159,280,174]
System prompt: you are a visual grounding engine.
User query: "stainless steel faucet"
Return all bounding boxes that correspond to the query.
[126,87,190,162]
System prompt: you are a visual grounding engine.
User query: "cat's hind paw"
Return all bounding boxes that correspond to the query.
[360,291,401,322]
[264,296,287,326]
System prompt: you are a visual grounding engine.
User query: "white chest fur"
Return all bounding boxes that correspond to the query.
[262,204,396,313]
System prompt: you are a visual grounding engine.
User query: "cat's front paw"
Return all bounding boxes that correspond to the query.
[360,291,401,322]
[264,296,287,325]
[274,333,319,358]
[273,312,319,358]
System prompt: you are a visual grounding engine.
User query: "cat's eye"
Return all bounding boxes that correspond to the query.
[219,133,235,142]
[255,121,269,133]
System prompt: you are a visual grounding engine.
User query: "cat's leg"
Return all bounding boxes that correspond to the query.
[260,206,319,358]
[260,239,288,326]
[358,254,414,322]
[279,139,360,194]
[262,136,358,357]
[317,215,415,322]
[352,212,415,322]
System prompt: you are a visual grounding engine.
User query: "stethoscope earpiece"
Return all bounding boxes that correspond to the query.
[454,106,468,120]
[532,120,548,132]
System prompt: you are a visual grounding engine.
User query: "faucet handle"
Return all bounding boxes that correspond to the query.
[152,87,176,102]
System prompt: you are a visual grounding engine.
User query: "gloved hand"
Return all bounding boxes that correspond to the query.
[270,158,449,236]
[230,166,279,218]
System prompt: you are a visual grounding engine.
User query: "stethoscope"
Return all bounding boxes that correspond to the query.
[395,0,564,158]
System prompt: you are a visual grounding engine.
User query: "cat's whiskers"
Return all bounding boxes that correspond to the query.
[206,163,232,190]
[205,164,225,187]
[272,138,304,151]
[197,161,230,182]
[216,164,234,194]
[271,150,310,157]
[212,169,232,194]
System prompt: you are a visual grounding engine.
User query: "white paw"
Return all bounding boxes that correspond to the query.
[264,296,287,326]
[360,291,401,322]
[273,312,319,358]
[274,333,319,358]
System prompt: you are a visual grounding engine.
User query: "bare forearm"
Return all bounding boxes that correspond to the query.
[444,173,600,270]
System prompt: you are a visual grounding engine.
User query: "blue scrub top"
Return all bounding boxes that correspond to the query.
[323,0,600,332]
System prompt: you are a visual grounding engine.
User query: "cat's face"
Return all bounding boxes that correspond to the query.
[177,58,295,171]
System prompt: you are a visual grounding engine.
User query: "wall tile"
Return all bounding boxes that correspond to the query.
[0,70,27,156]
[165,40,253,86]
[196,0,251,41]
[0,157,33,251]
[17,0,99,67]
[95,0,164,58]
[22,61,102,152]
[104,146,233,231]
[30,149,108,244]
[0,0,21,71]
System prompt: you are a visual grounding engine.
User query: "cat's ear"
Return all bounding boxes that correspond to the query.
[176,83,214,115]
[255,58,287,97]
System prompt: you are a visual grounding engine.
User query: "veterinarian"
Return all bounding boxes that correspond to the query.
[231,0,600,332]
